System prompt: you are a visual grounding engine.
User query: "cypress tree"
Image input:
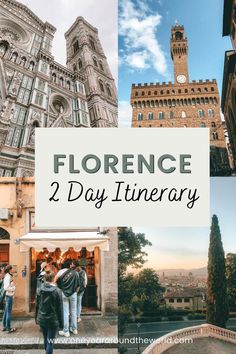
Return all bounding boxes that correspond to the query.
[207,215,228,328]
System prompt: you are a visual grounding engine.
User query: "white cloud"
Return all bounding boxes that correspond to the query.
[126,51,149,69]
[119,0,168,77]
[118,101,132,128]
[21,0,117,82]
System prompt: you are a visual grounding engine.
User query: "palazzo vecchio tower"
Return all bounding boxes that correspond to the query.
[131,24,230,176]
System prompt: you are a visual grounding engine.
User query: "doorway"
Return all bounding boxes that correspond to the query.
[0,244,9,264]
[30,246,99,312]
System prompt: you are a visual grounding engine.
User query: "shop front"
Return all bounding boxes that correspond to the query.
[19,231,110,313]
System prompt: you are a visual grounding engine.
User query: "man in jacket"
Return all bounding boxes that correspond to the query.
[2,265,16,333]
[73,261,88,323]
[55,259,80,337]
[36,270,63,354]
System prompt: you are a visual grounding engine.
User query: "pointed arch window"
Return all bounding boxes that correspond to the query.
[99,61,104,71]
[137,113,143,121]
[99,80,104,92]
[73,40,79,54]
[208,109,214,117]
[78,59,82,69]
[198,109,205,118]
[89,37,96,51]
[106,84,112,97]
[93,57,98,67]
[175,31,183,40]
[148,112,153,120]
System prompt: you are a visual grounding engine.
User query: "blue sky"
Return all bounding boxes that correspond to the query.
[134,178,236,270]
[119,0,232,127]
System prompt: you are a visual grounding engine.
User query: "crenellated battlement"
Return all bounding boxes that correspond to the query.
[132,79,217,89]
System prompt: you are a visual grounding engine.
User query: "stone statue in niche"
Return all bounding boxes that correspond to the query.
[0,98,12,121]
[10,72,23,95]
[0,43,6,57]
[29,128,35,146]
[32,111,41,121]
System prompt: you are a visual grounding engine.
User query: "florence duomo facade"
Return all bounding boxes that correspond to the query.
[131,24,231,176]
[0,0,117,177]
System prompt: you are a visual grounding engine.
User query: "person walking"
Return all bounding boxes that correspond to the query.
[73,261,87,323]
[56,259,80,337]
[36,271,63,354]
[2,265,16,333]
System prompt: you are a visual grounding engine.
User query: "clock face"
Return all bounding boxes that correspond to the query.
[177,75,186,84]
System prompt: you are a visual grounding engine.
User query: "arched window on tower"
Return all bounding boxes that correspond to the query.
[89,37,96,51]
[181,111,186,118]
[148,112,153,120]
[208,109,215,117]
[106,84,112,97]
[99,61,104,71]
[198,109,205,118]
[99,80,104,93]
[78,59,82,69]
[137,113,143,121]
[73,40,79,54]
[175,31,183,40]
[169,111,174,119]
[211,122,216,127]
[93,57,98,67]
[213,132,218,140]
[159,111,164,119]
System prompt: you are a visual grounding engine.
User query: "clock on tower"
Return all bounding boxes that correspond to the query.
[170,24,189,84]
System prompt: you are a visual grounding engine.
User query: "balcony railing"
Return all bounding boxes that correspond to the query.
[142,324,236,354]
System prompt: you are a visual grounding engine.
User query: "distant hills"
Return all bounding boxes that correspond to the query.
[157,267,207,277]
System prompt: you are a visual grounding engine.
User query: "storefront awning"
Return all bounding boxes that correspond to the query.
[19,232,110,252]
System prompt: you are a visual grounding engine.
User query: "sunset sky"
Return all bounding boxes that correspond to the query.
[134,178,236,270]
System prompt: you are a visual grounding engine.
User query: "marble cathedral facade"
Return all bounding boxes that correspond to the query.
[0,0,118,177]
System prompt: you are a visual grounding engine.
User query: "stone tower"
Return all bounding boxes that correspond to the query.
[65,17,118,128]
[170,24,189,84]
[131,24,231,176]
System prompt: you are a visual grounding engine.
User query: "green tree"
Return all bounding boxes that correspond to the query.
[135,268,163,314]
[207,215,228,328]
[226,253,236,309]
[118,227,152,338]
[118,227,152,276]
